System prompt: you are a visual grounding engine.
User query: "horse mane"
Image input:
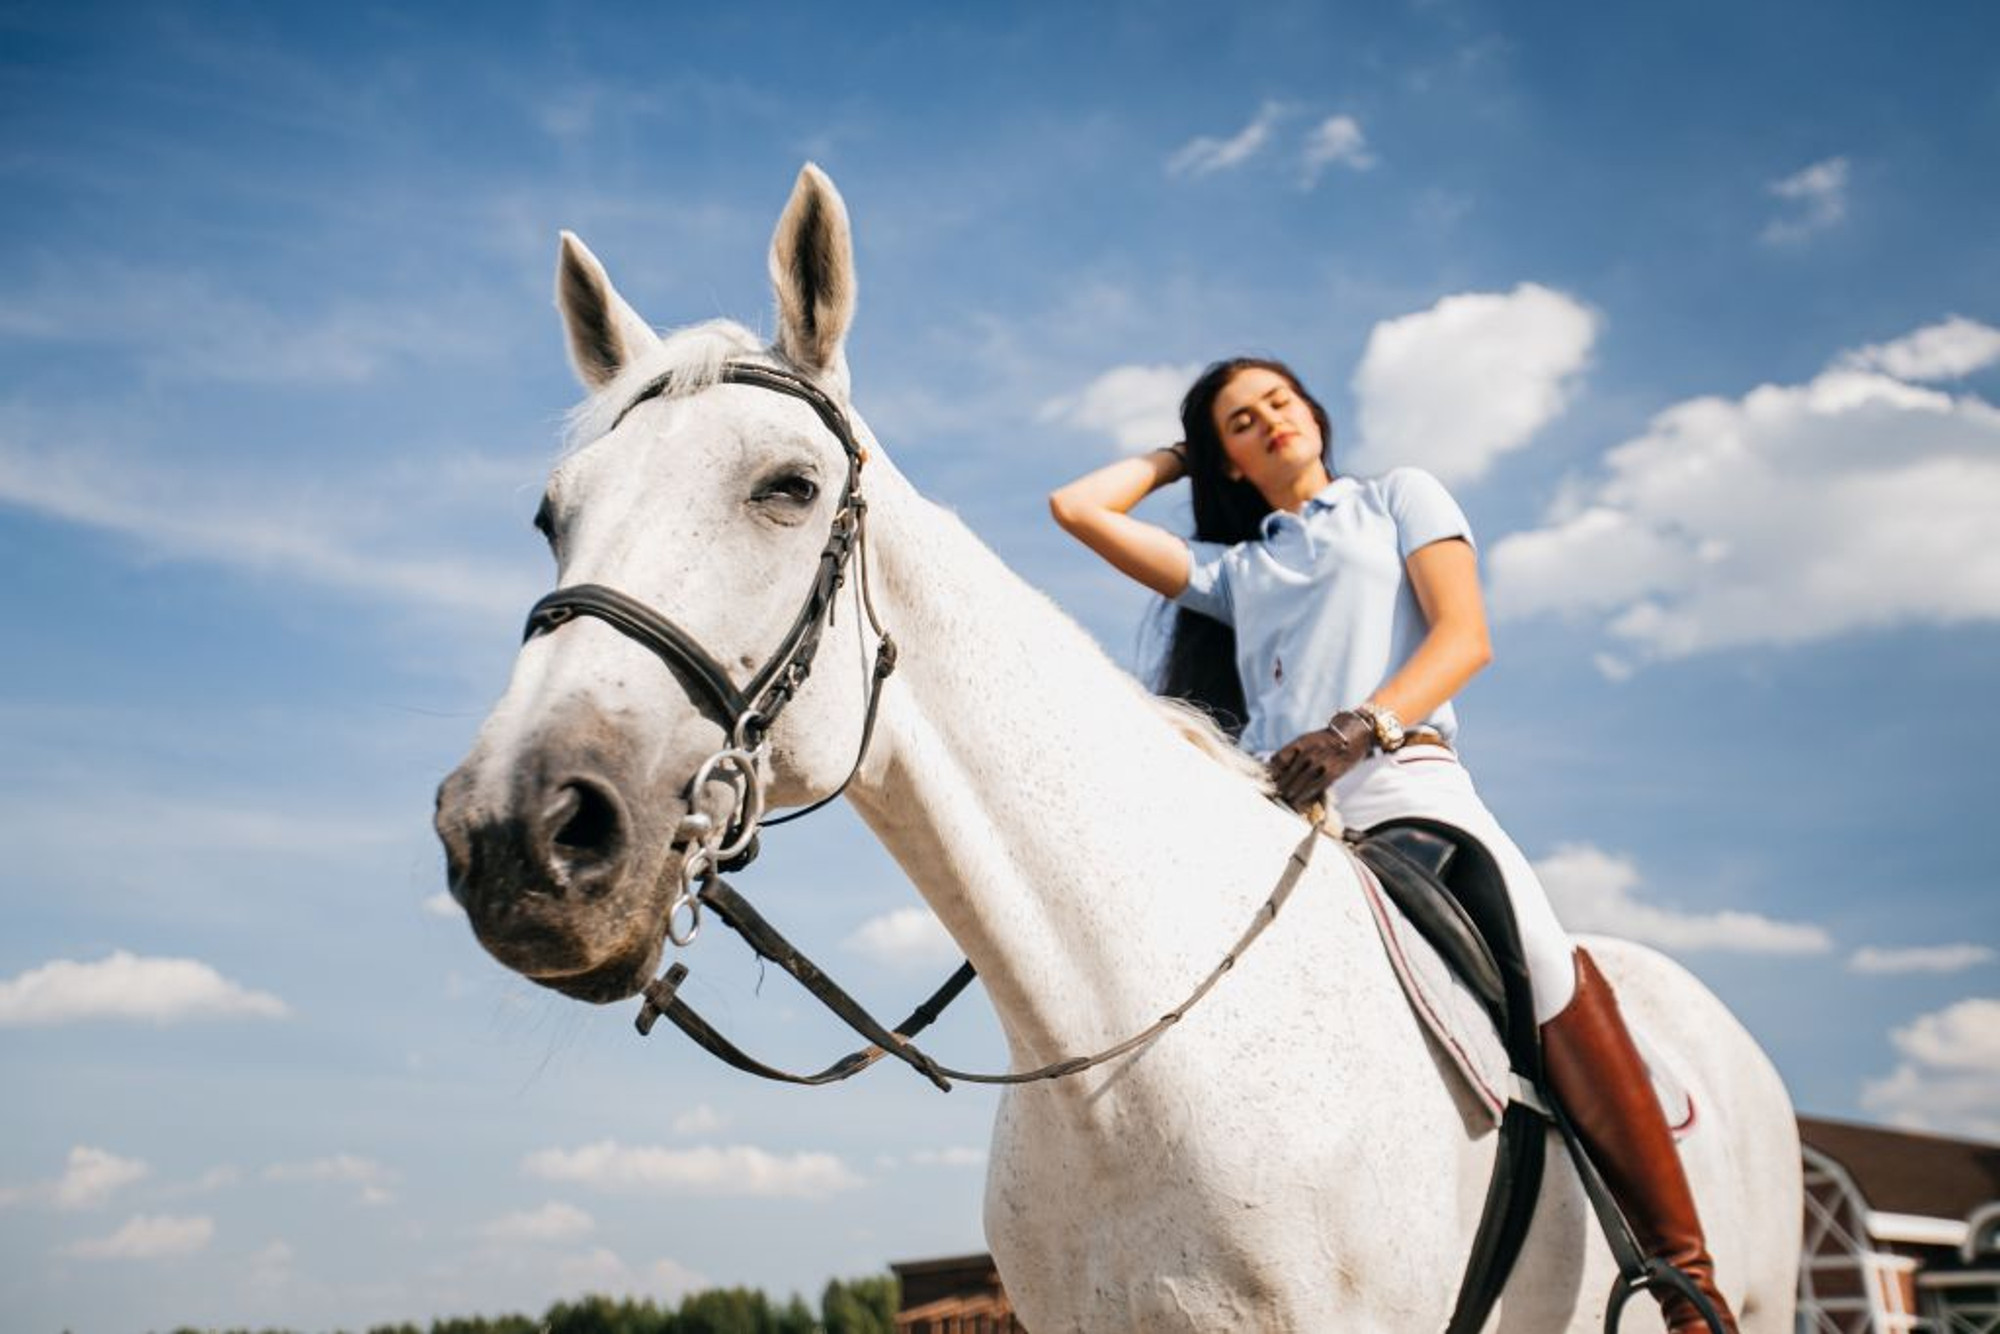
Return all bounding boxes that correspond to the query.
[561,319,767,452]
[1146,690,1273,792]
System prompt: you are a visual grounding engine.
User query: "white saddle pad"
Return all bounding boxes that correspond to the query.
[1353,861,1696,1136]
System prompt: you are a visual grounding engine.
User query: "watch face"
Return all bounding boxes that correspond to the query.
[1367,706,1404,749]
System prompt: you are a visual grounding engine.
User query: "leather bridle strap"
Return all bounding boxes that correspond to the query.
[635,813,1327,1090]
[522,360,876,745]
[525,582,751,723]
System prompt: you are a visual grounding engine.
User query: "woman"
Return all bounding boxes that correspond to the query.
[1048,357,1736,1334]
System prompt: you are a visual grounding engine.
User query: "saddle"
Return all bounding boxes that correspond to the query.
[1346,818,1696,1334]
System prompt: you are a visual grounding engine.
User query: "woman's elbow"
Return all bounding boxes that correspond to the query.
[1048,489,1089,534]
[1443,619,1493,676]
[1466,628,1494,675]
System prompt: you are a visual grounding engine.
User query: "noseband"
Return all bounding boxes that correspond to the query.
[521,360,896,944]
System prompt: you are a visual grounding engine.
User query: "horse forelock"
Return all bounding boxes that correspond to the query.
[560,319,768,454]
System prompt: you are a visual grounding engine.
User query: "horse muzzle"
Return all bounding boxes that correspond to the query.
[433,710,692,1001]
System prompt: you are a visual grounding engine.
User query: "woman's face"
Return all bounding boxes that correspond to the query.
[1211,367,1328,500]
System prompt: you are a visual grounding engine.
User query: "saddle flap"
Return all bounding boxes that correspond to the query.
[1351,829,1506,1021]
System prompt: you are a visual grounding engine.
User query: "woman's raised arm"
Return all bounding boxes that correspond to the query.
[1048,446,1194,598]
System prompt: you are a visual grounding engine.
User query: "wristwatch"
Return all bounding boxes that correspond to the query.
[1353,701,1408,752]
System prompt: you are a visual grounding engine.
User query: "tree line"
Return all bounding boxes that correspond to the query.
[158,1273,898,1334]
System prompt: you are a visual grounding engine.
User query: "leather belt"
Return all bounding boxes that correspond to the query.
[1398,730,1452,751]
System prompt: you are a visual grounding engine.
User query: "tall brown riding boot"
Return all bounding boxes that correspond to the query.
[1540,949,1740,1334]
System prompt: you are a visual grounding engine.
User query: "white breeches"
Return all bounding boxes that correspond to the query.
[1330,745,1578,1023]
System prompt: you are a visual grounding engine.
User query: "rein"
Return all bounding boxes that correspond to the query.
[635,812,1330,1092]
[524,357,1322,1094]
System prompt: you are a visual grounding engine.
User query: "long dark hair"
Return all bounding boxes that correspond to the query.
[1154,357,1334,734]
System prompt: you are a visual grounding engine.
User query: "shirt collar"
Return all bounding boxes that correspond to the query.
[1258,476,1357,539]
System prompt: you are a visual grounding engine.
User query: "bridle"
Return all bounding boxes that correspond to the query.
[522,360,896,946]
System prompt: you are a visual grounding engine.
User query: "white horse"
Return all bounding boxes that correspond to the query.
[434,165,1801,1332]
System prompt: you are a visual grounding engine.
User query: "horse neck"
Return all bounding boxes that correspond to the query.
[843,462,1327,1063]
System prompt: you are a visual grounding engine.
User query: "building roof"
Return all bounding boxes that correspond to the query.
[1799,1114,2000,1222]
[891,1253,1003,1280]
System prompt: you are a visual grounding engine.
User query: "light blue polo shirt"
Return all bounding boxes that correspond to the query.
[1175,468,1474,757]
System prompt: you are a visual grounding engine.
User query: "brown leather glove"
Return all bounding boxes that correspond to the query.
[1267,711,1376,811]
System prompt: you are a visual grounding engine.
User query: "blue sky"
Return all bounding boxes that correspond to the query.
[3,2,1998,1330]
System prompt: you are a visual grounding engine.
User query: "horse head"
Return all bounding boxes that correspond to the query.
[434,166,880,1002]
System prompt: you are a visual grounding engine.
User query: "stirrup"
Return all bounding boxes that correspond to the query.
[1602,1257,1727,1334]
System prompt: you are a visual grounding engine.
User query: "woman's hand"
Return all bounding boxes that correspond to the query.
[1267,711,1376,811]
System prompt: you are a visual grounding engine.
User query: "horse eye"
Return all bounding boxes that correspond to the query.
[756,473,819,506]
[533,495,557,549]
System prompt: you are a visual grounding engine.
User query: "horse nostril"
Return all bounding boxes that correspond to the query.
[544,776,620,860]
[540,776,624,904]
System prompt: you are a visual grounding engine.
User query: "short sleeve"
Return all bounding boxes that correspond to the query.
[1383,467,1475,556]
[1173,538,1235,625]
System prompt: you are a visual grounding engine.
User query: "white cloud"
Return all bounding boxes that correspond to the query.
[60,1213,214,1260]
[1039,362,1201,454]
[1763,156,1849,245]
[544,1246,704,1300]
[1348,284,1597,482]
[1300,115,1375,185]
[1,1146,152,1210]
[843,907,962,970]
[1845,315,2000,382]
[423,892,464,919]
[523,1141,863,1199]
[479,1201,594,1242]
[1891,998,2000,1072]
[1534,843,1832,955]
[263,1154,392,1184]
[1849,944,1995,976]
[671,1103,726,1136]
[909,1147,986,1169]
[650,1256,709,1300]
[1489,318,2000,666]
[0,434,536,617]
[263,1154,397,1205]
[54,1147,150,1210]
[1166,102,1285,178]
[0,951,288,1028]
[1861,997,2000,1139]
[556,1246,632,1290]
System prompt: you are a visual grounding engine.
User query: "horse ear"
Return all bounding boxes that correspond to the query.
[768,163,856,383]
[555,231,660,390]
